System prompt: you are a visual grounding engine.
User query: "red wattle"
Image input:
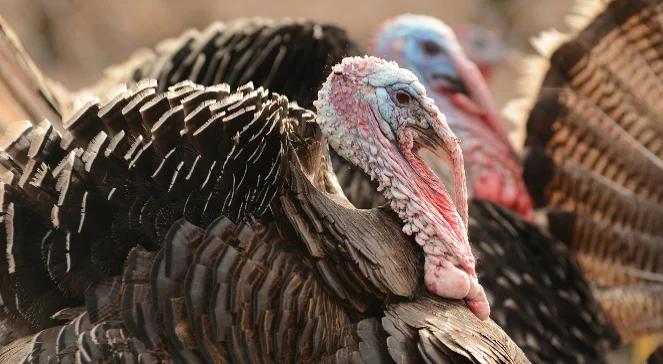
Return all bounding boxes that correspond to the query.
[474,170,534,221]
[449,54,512,149]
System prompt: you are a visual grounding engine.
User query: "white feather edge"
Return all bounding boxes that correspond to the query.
[567,0,613,31]
[502,0,613,151]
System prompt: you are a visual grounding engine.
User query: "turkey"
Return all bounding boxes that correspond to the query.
[87,18,360,112]
[0,48,534,362]
[372,2,663,353]
[368,13,623,362]
[0,17,361,133]
[88,16,527,217]
[0,15,621,363]
[372,15,533,220]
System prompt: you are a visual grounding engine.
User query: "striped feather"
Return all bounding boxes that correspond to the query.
[523,0,663,340]
[331,147,619,361]
[85,18,360,110]
[0,80,527,363]
[0,80,297,337]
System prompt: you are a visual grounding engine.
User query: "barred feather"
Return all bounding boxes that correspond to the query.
[18,215,526,363]
[0,80,296,334]
[333,155,618,362]
[523,0,663,340]
[85,18,360,110]
[0,80,527,363]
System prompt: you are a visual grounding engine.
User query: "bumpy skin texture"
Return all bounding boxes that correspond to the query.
[329,157,619,362]
[72,17,620,360]
[372,15,533,219]
[0,58,530,362]
[0,13,628,361]
[315,57,490,320]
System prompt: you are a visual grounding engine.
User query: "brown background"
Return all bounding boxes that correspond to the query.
[0,0,575,109]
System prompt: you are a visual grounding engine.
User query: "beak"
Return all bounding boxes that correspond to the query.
[410,101,491,321]
[410,102,468,233]
[429,53,514,153]
[429,72,470,97]
[448,54,514,149]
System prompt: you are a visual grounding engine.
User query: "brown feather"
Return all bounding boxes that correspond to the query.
[523,0,663,340]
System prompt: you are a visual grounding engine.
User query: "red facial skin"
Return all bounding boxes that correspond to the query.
[402,144,490,320]
[449,54,511,150]
[319,57,490,319]
[371,15,531,218]
[444,53,534,220]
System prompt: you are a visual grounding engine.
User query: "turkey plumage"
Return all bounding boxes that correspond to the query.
[372,2,663,355]
[0,13,628,364]
[521,0,663,342]
[0,44,529,362]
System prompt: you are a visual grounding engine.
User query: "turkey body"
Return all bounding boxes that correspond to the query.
[332,153,618,363]
[0,78,528,363]
[92,17,619,363]
[0,16,620,363]
[89,18,361,111]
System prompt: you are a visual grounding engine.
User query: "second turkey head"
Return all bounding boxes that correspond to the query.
[372,15,534,219]
[453,24,507,84]
[315,56,490,320]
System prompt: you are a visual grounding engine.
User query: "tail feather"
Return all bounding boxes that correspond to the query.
[0,16,62,131]
[595,285,663,342]
[523,0,663,340]
[83,18,361,110]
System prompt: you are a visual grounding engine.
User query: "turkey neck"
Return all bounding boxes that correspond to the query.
[319,98,473,273]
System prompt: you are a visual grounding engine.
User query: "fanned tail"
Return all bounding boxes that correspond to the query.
[84,18,360,109]
[522,0,663,341]
[0,17,363,351]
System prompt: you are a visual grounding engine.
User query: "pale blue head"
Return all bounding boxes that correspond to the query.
[371,15,534,219]
[316,56,446,149]
[372,14,470,96]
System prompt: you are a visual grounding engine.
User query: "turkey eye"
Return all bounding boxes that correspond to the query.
[395,92,411,105]
[474,37,487,49]
[422,41,442,56]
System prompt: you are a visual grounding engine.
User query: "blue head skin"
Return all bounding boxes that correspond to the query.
[372,15,512,157]
[373,15,469,97]
[316,56,491,320]
[372,15,535,219]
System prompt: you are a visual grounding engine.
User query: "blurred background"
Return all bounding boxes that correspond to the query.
[0,1,657,362]
[0,0,577,111]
